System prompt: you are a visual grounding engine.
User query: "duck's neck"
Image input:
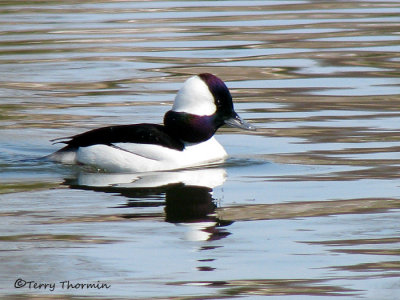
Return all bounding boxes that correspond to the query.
[163,110,222,143]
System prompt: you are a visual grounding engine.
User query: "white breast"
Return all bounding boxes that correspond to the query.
[75,137,227,173]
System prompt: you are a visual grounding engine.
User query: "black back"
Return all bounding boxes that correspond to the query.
[55,124,184,151]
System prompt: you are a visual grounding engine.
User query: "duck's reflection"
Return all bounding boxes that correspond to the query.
[65,167,232,241]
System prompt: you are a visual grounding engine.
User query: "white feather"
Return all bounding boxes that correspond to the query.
[74,137,227,173]
[47,150,77,164]
[172,75,216,116]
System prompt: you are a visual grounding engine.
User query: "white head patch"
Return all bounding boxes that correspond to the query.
[172,75,217,116]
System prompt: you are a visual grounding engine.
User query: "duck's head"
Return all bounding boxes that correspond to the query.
[164,73,255,143]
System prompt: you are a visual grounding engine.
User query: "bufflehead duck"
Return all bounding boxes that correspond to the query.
[50,73,255,172]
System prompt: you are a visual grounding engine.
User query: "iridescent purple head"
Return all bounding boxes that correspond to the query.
[198,73,234,118]
[165,73,255,143]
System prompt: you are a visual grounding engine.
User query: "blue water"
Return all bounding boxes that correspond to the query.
[1,0,400,299]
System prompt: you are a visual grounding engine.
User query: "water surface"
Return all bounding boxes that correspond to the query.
[1,0,400,299]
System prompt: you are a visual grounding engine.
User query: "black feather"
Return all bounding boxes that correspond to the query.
[57,124,184,151]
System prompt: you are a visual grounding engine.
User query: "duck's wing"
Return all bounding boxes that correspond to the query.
[53,124,184,152]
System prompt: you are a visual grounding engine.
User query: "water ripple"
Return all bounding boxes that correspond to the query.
[1,0,400,298]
